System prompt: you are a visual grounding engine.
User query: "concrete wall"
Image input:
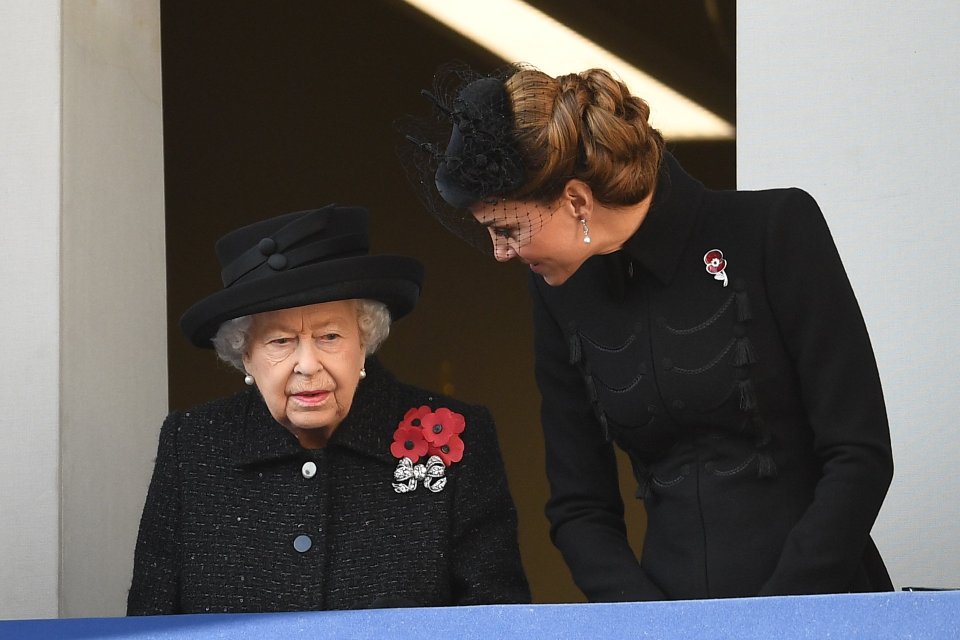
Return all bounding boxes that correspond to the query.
[738,1,960,589]
[0,0,62,620]
[0,0,166,619]
[59,0,167,617]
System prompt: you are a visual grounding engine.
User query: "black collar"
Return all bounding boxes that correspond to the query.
[231,357,401,467]
[620,152,707,286]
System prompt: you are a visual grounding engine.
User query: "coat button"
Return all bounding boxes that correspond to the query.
[293,534,312,553]
[301,461,317,479]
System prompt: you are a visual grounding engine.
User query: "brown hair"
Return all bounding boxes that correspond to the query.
[504,67,664,206]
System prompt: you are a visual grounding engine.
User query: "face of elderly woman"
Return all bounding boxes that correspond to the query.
[242,300,366,448]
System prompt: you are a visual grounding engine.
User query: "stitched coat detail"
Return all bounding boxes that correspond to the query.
[127,358,530,614]
[532,154,894,602]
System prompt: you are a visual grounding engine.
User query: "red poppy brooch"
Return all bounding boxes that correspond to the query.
[704,249,729,287]
[390,406,466,493]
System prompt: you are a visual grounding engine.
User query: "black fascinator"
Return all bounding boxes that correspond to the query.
[397,62,528,252]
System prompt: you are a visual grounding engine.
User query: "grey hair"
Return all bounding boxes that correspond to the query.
[355,299,392,354]
[211,299,392,372]
[212,315,253,371]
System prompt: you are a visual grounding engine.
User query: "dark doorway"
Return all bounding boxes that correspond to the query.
[161,0,734,603]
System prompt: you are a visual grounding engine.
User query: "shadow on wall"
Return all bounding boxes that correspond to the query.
[161,0,734,603]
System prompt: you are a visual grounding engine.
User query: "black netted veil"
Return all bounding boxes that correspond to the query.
[397,62,535,254]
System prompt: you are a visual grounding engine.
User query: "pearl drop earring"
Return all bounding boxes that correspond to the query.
[359,368,367,380]
[579,217,592,244]
[244,374,255,386]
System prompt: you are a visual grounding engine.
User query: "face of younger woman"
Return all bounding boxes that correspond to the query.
[471,198,591,286]
[242,300,366,448]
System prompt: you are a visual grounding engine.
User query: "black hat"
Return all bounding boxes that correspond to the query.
[180,204,424,348]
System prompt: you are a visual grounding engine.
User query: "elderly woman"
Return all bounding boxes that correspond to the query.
[127,204,530,614]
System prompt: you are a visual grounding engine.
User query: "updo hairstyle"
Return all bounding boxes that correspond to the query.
[504,67,664,207]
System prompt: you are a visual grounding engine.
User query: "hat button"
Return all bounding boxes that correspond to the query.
[267,253,288,270]
[258,237,277,255]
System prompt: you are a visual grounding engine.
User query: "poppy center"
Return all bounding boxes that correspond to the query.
[404,440,415,450]
[411,418,421,426]
[432,424,443,434]
[441,445,450,453]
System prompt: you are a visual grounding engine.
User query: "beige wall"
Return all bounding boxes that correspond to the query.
[0,0,62,620]
[59,0,167,617]
[738,0,960,589]
[0,0,166,619]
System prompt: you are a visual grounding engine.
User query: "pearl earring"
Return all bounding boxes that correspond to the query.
[579,217,592,244]
[359,368,367,380]
[244,374,255,386]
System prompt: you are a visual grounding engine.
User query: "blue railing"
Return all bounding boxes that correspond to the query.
[2,590,958,639]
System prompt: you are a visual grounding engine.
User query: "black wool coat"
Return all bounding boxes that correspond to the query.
[532,153,894,602]
[127,358,530,614]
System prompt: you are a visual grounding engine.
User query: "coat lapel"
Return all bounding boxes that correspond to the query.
[228,357,408,467]
[327,357,404,466]
[231,388,303,466]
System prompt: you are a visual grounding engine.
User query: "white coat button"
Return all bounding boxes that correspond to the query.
[293,535,312,553]
[301,461,317,479]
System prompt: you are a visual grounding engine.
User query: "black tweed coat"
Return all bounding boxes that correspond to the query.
[127,358,530,614]
[532,154,894,602]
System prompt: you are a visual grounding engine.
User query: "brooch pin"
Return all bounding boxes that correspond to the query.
[393,455,446,493]
[390,405,466,493]
[704,249,729,287]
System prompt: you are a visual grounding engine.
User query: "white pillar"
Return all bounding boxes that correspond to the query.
[0,0,167,619]
[59,0,167,617]
[738,0,960,589]
[0,0,63,619]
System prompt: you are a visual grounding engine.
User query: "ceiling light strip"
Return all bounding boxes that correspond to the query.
[401,0,735,140]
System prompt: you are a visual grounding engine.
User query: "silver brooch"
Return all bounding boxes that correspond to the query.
[392,455,447,493]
